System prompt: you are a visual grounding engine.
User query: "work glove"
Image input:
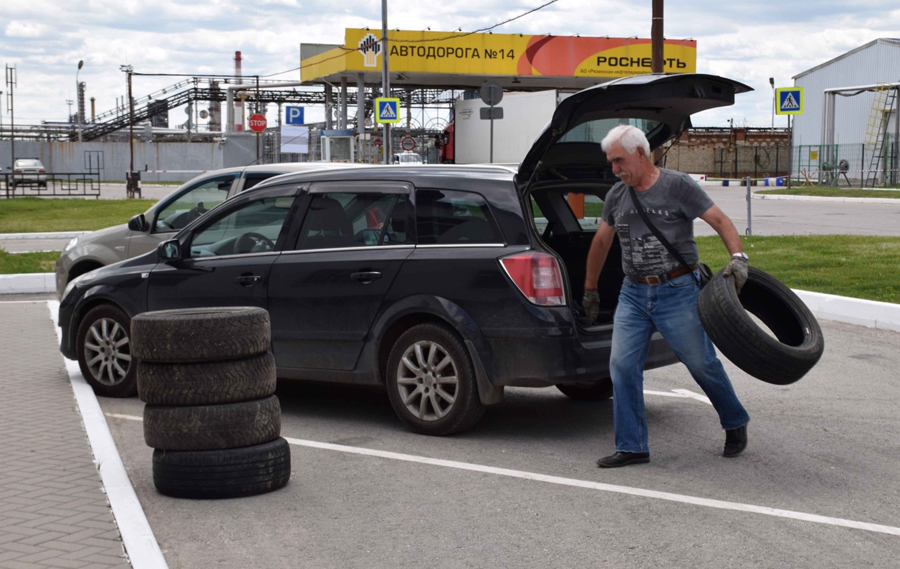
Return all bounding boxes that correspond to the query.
[582,289,600,323]
[722,255,749,295]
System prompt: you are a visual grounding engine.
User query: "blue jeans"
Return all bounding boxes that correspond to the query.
[610,270,750,453]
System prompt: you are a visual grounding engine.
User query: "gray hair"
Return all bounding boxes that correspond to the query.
[600,124,651,157]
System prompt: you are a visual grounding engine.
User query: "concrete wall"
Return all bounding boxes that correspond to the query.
[0,134,259,183]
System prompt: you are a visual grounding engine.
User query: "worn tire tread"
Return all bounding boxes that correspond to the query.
[137,352,276,406]
[144,395,281,451]
[132,307,270,363]
[153,438,291,499]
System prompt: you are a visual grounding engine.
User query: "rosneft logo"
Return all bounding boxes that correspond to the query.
[358,33,381,67]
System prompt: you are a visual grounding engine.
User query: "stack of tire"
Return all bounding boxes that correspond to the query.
[132,307,290,499]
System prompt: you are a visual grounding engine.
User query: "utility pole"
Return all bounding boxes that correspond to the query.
[121,65,135,197]
[651,0,664,73]
[5,65,16,169]
[381,0,391,164]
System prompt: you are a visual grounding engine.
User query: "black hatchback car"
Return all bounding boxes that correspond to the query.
[59,73,751,435]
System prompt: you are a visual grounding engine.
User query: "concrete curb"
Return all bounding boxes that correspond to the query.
[751,193,900,204]
[7,272,898,333]
[0,231,90,240]
[0,273,57,294]
[47,301,169,569]
[792,290,900,333]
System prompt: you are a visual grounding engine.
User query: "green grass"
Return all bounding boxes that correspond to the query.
[697,235,900,304]
[0,250,59,274]
[756,187,900,199]
[0,198,158,233]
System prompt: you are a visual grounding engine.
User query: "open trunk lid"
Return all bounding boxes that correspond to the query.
[517,73,752,185]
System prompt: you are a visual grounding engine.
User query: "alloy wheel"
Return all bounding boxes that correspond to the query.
[395,340,459,421]
[83,317,132,386]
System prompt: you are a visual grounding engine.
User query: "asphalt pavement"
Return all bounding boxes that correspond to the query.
[92,317,900,569]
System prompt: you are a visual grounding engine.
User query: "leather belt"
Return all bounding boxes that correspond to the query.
[634,263,698,285]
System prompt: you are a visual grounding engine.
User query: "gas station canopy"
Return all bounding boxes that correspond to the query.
[301,29,697,91]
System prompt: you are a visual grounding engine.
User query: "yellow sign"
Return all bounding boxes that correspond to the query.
[302,29,697,82]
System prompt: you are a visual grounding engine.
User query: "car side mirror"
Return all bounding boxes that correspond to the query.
[127,214,148,232]
[157,239,182,262]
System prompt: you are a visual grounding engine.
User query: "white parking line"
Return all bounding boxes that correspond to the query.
[48,301,169,569]
[103,410,900,537]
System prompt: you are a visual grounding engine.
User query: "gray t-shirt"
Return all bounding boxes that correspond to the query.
[601,168,713,278]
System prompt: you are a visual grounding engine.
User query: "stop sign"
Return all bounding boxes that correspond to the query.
[248,114,267,132]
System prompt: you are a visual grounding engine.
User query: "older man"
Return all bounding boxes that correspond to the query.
[583,125,750,468]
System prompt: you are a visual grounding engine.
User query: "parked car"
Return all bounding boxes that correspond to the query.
[55,162,366,297]
[58,73,751,435]
[392,151,423,164]
[11,158,48,189]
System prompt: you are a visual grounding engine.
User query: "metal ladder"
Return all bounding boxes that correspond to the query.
[864,85,897,188]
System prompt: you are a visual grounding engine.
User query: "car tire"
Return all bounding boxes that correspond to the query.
[385,323,485,436]
[153,438,291,499]
[131,307,270,364]
[137,352,277,406]
[76,304,137,397]
[144,395,281,451]
[556,378,613,401]
[698,266,824,385]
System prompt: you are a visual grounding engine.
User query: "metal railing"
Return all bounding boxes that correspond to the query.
[1,173,102,198]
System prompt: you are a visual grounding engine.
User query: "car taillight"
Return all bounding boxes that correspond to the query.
[38,169,46,173]
[499,252,566,306]
[14,169,22,174]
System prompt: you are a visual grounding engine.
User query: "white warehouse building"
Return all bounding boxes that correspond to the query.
[791,38,899,185]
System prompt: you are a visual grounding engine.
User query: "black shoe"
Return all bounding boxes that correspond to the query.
[596,452,650,468]
[724,425,748,457]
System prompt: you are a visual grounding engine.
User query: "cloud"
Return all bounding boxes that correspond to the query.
[2,0,899,128]
[5,21,50,38]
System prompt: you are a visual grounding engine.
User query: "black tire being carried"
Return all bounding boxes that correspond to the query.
[137,352,277,406]
[131,307,269,364]
[144,395,281,451]
[698,266,824,385]
[153,437,291,499]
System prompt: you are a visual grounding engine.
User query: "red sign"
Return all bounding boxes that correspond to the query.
[400,136,416,151]
[373,138,383,146]
[248,114,267,132]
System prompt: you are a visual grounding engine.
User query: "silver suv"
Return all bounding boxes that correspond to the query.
[55,162,363,297]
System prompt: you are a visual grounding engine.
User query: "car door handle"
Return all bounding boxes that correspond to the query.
[235,275,262,286]
[351,271,382,283]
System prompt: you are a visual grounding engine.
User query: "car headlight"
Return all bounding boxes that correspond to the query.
[63,237,79,252]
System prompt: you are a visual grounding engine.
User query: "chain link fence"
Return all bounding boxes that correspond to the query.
[791,137,898,187]
[712,145,791,179]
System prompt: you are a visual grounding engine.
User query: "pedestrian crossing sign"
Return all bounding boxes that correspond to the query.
[375,98,401,124]
[776,87,803,115]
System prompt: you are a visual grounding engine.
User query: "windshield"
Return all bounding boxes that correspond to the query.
[558,118,661,144]
[15,160,43,167]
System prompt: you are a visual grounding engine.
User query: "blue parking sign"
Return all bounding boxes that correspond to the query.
[285,106,305,125]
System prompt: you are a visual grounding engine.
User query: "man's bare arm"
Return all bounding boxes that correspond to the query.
[699,205,743,255]
[584,221,616,290]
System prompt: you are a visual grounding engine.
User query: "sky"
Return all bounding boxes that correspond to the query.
[2,0,899,130]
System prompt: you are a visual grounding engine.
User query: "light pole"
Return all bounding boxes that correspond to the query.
[66,99,74,122]
[769,77,775,129]
[76,60,84,141]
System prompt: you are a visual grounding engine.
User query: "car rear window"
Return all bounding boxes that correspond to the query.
[297,192,410,250]
[559,118,661,143]
[15,160,42,167]
[415,189,503,245]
